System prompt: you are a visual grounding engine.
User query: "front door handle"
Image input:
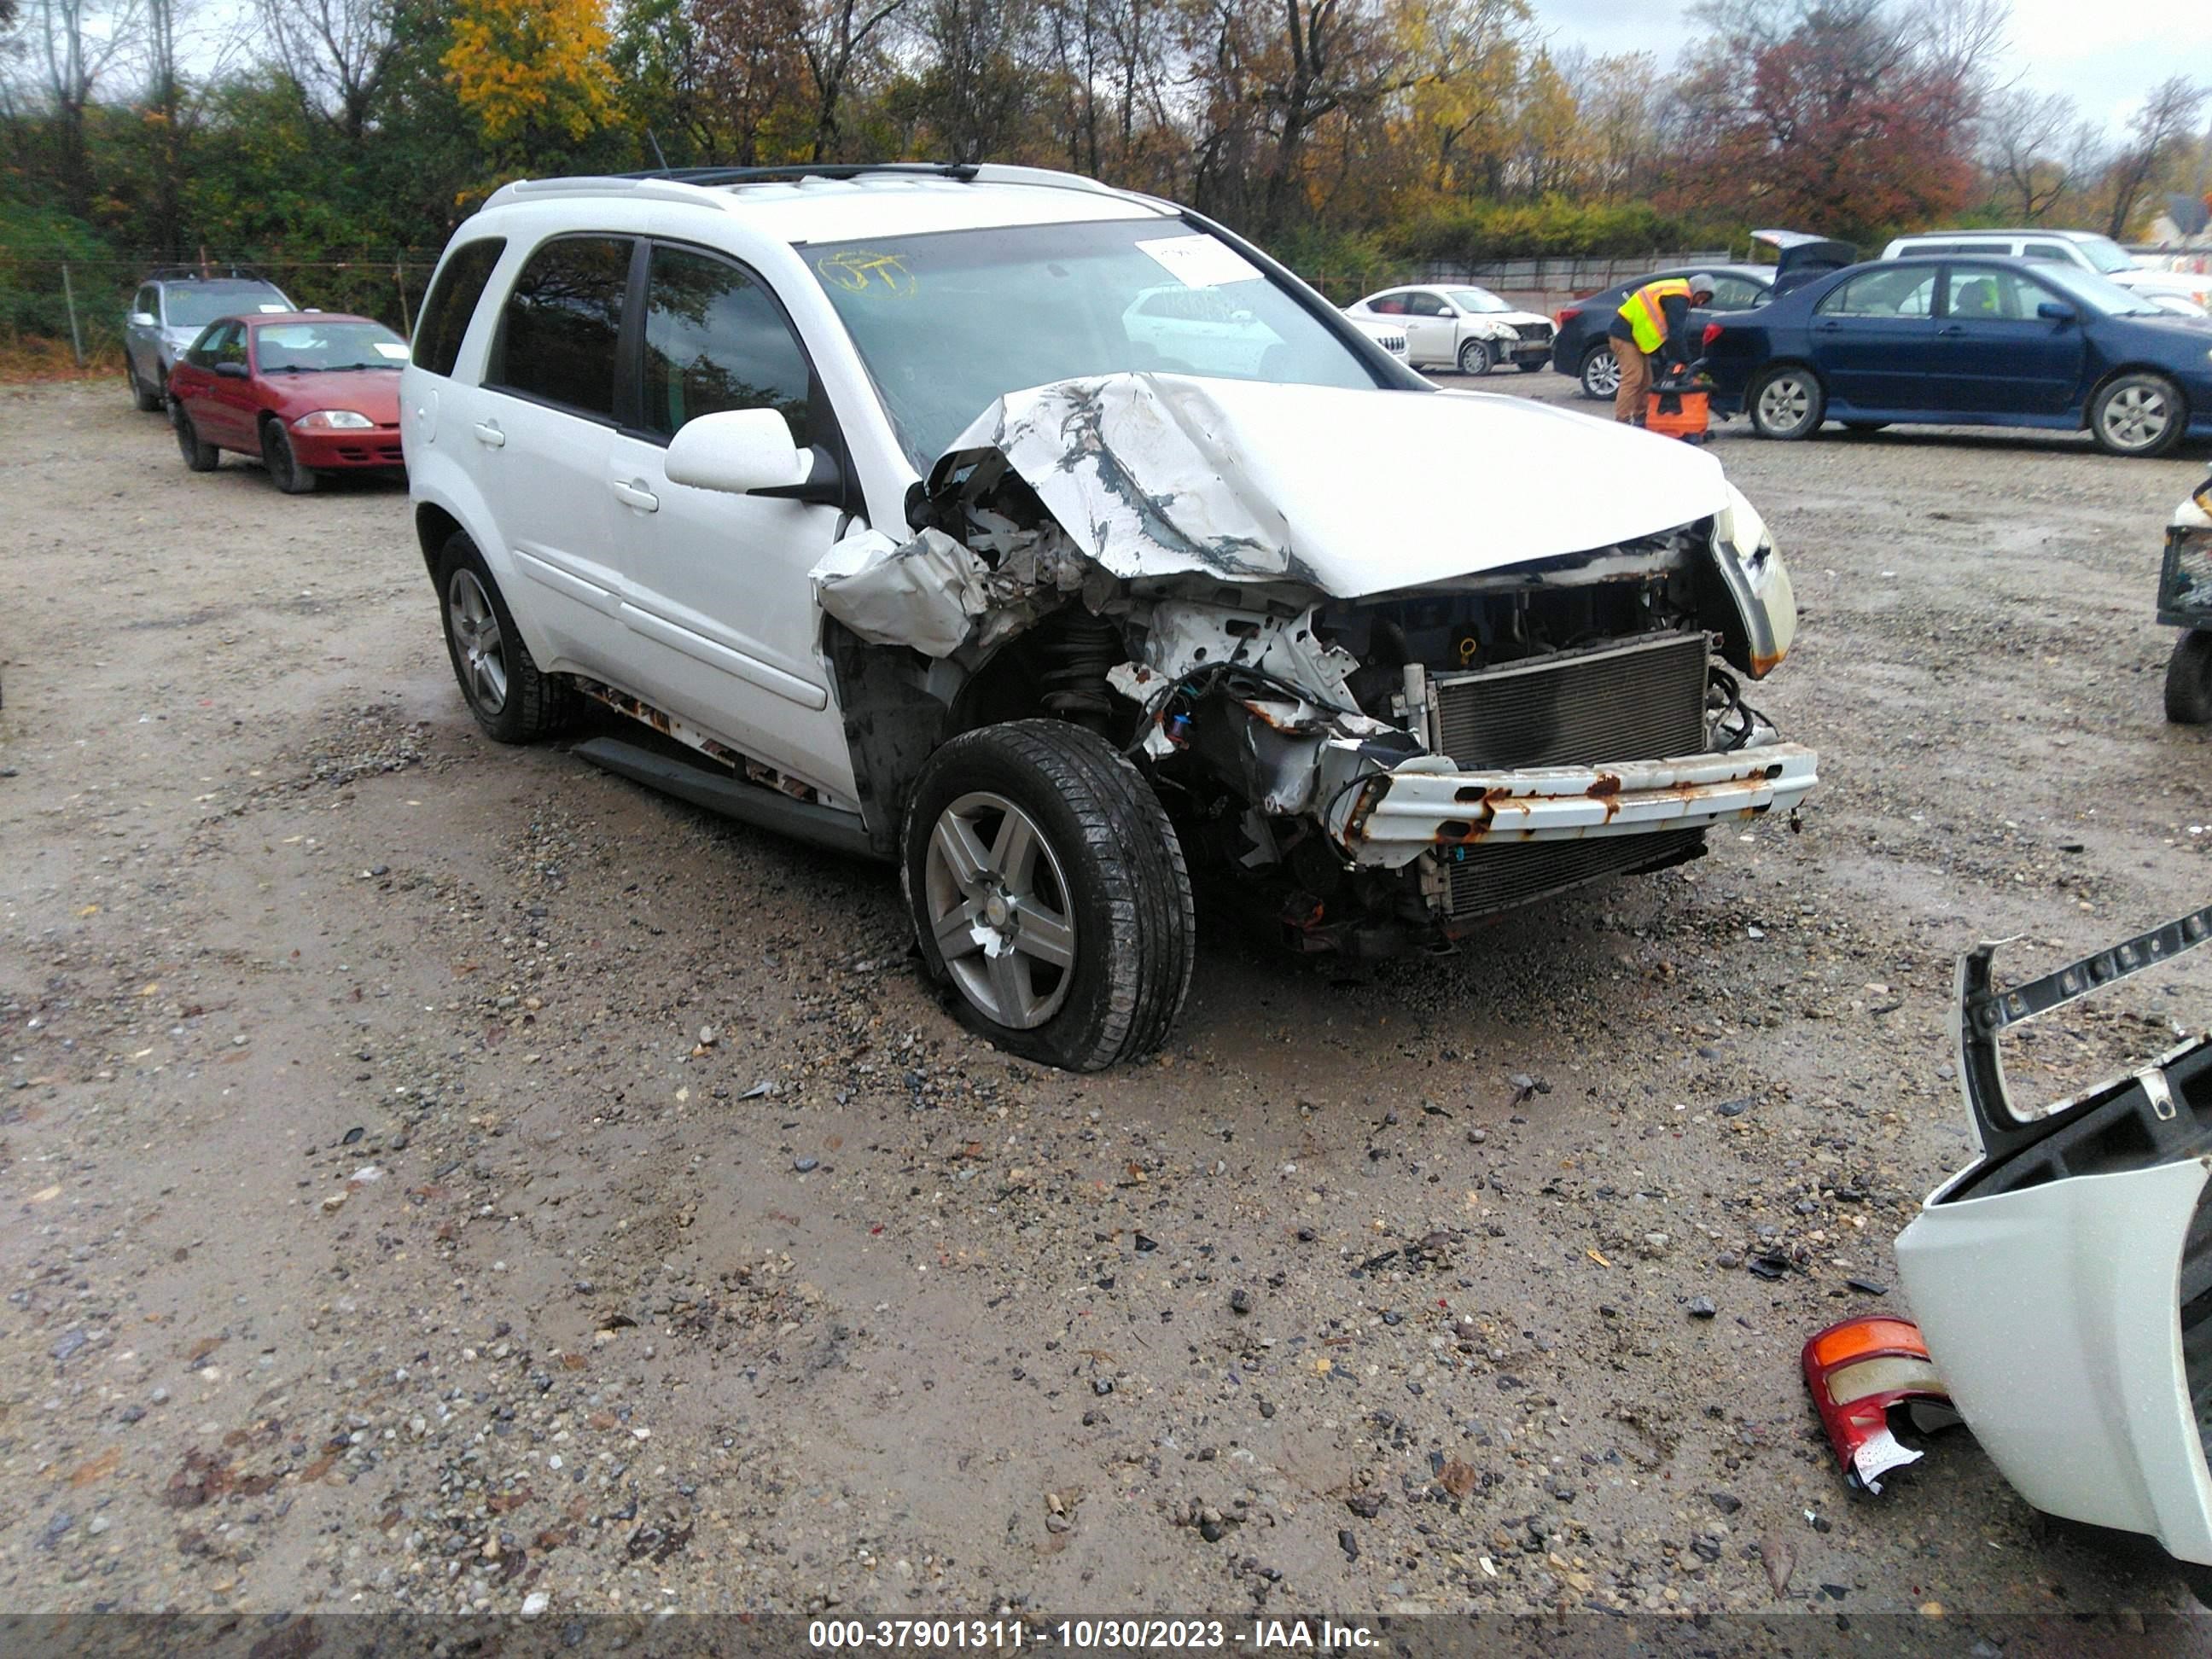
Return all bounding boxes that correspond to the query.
[472,421,505,449]
[610,478,660,513]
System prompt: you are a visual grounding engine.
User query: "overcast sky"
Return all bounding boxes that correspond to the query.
[1536,0,2212,132]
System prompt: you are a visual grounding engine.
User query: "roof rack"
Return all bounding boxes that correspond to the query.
[145,264,277,284]
[615,162,981,188]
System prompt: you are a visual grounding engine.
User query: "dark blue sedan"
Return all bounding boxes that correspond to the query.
[1703,255,2212,457]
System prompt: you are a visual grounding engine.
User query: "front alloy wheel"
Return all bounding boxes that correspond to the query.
[924,791,1079,1031]
[904,720,1193,1071]
[1457,338,1493,375]
[1579,346,1620,399]
[2093,373,2185,457]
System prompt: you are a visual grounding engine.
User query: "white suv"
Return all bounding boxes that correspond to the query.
[402,163,1815,1070]
[1880,230,2209,315]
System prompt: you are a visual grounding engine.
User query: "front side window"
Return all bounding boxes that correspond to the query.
[811,218,1384,467]
[2022,242,2072,264]
[186,322,236,367]
[1816,268,1936,318]
[133,286,157,318]
[414,237,506,377]
[492,236,633,418]
[1941,265,2053,323]
[640,244,812,443]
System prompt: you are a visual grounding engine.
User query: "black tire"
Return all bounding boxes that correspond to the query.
[2091,371,2186,458]
[172,399,219,472]
[434,533,573,743]
[261,418,318,495]
[1748,364,1825,440]
[2167,631,2212,725]
[902,719,1195,1072]
[1578,345,1620,400]
[1457,338,1493,376]
[1516,360,1542,373]
[128,358,162,412]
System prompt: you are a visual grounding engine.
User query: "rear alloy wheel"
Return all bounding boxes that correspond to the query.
[2092,372,2186,458]
[1579,346,1621,399]
[435,533,573,743]
[1457,338,1493,376]
[2167,631,2212,725]
[904,719,1193,1072]
[261,419,317,494]
[1749,365,1825,440]
[172,400,219,472]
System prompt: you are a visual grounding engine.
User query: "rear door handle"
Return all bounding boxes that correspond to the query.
[610,478,659,513]
[472,421,505,448]
[1937,324,1966,337]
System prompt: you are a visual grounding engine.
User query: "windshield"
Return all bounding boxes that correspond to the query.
[2031,263,2165,317]
[810,218,1386,467]
[166,284,288,328]
[2074,236,2136,275]
[1448,288,1512,313]
[253,320,409,372]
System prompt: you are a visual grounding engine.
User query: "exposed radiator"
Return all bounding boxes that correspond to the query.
[1444,827,1704,920]
[1432,631,1708,771]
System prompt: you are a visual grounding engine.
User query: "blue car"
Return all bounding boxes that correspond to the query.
[1703,255,2212,457]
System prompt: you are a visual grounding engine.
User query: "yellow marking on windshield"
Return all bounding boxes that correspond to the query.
[816,250,917,298]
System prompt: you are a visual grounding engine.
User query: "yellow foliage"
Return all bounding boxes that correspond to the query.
[445,0,619,145]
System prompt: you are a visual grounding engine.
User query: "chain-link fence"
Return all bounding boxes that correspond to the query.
[0,251,444,371]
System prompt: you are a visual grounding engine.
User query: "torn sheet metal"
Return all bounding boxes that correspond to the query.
[1891,907,2212,1565]
[1801,1317,1957,1494]
[928,372,1737,599]
[810,524,1086,659]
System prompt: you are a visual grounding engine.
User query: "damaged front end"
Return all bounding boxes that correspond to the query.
[1893,905,2212,1564]
[814,372,1817,954]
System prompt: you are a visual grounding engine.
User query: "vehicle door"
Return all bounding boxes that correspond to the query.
[194,322,259,445]
[1399,291,1455,364]
[1930,263,2086,415]
[1807,266,1940,409]
[168,323,227,434]
[468,233,637,676]
[127,285,161,386]
[605,242,856,797]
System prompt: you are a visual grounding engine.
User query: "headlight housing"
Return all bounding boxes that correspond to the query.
[294,410,375,431]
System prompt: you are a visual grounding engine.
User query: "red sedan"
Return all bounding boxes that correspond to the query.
[168,311,408,492]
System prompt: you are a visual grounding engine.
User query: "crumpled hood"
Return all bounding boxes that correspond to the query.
[929,374,1731,599]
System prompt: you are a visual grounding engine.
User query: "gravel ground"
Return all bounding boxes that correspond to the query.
[4,373,2212,1634]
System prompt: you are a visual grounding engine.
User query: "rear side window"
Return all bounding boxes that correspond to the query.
[1816,267,1936,318]
[1707,275,1765,310]
[413,238,506,377]
[2021,242,2071,263]
[491,236,633,418]
[640,245,811,443]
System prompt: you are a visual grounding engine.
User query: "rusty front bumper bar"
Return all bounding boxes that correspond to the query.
[1337,742,1819,866]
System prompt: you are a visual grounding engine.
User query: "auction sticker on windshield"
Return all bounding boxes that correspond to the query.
[1136,235,1263,289]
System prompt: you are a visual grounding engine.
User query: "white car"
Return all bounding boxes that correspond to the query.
[1345,282,1555,375]
[1882,229,2209,316]
[1343,313,1409,360]
[401,163,1814,1071]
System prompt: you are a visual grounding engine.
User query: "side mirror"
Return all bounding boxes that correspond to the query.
[665,408,839,504]
[213,361,250,379]
[2037,300,2077,323]
[129,311,156,327]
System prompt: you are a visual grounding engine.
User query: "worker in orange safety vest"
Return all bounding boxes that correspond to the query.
[1609,273,1715,425]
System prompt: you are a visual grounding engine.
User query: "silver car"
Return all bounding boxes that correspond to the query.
[124,271,294,410]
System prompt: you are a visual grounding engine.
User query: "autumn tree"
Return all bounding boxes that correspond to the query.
[445,0,617,160]
[2100,75,2209,239]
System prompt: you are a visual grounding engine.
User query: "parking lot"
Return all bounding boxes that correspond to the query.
[4,370,2212,1631]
